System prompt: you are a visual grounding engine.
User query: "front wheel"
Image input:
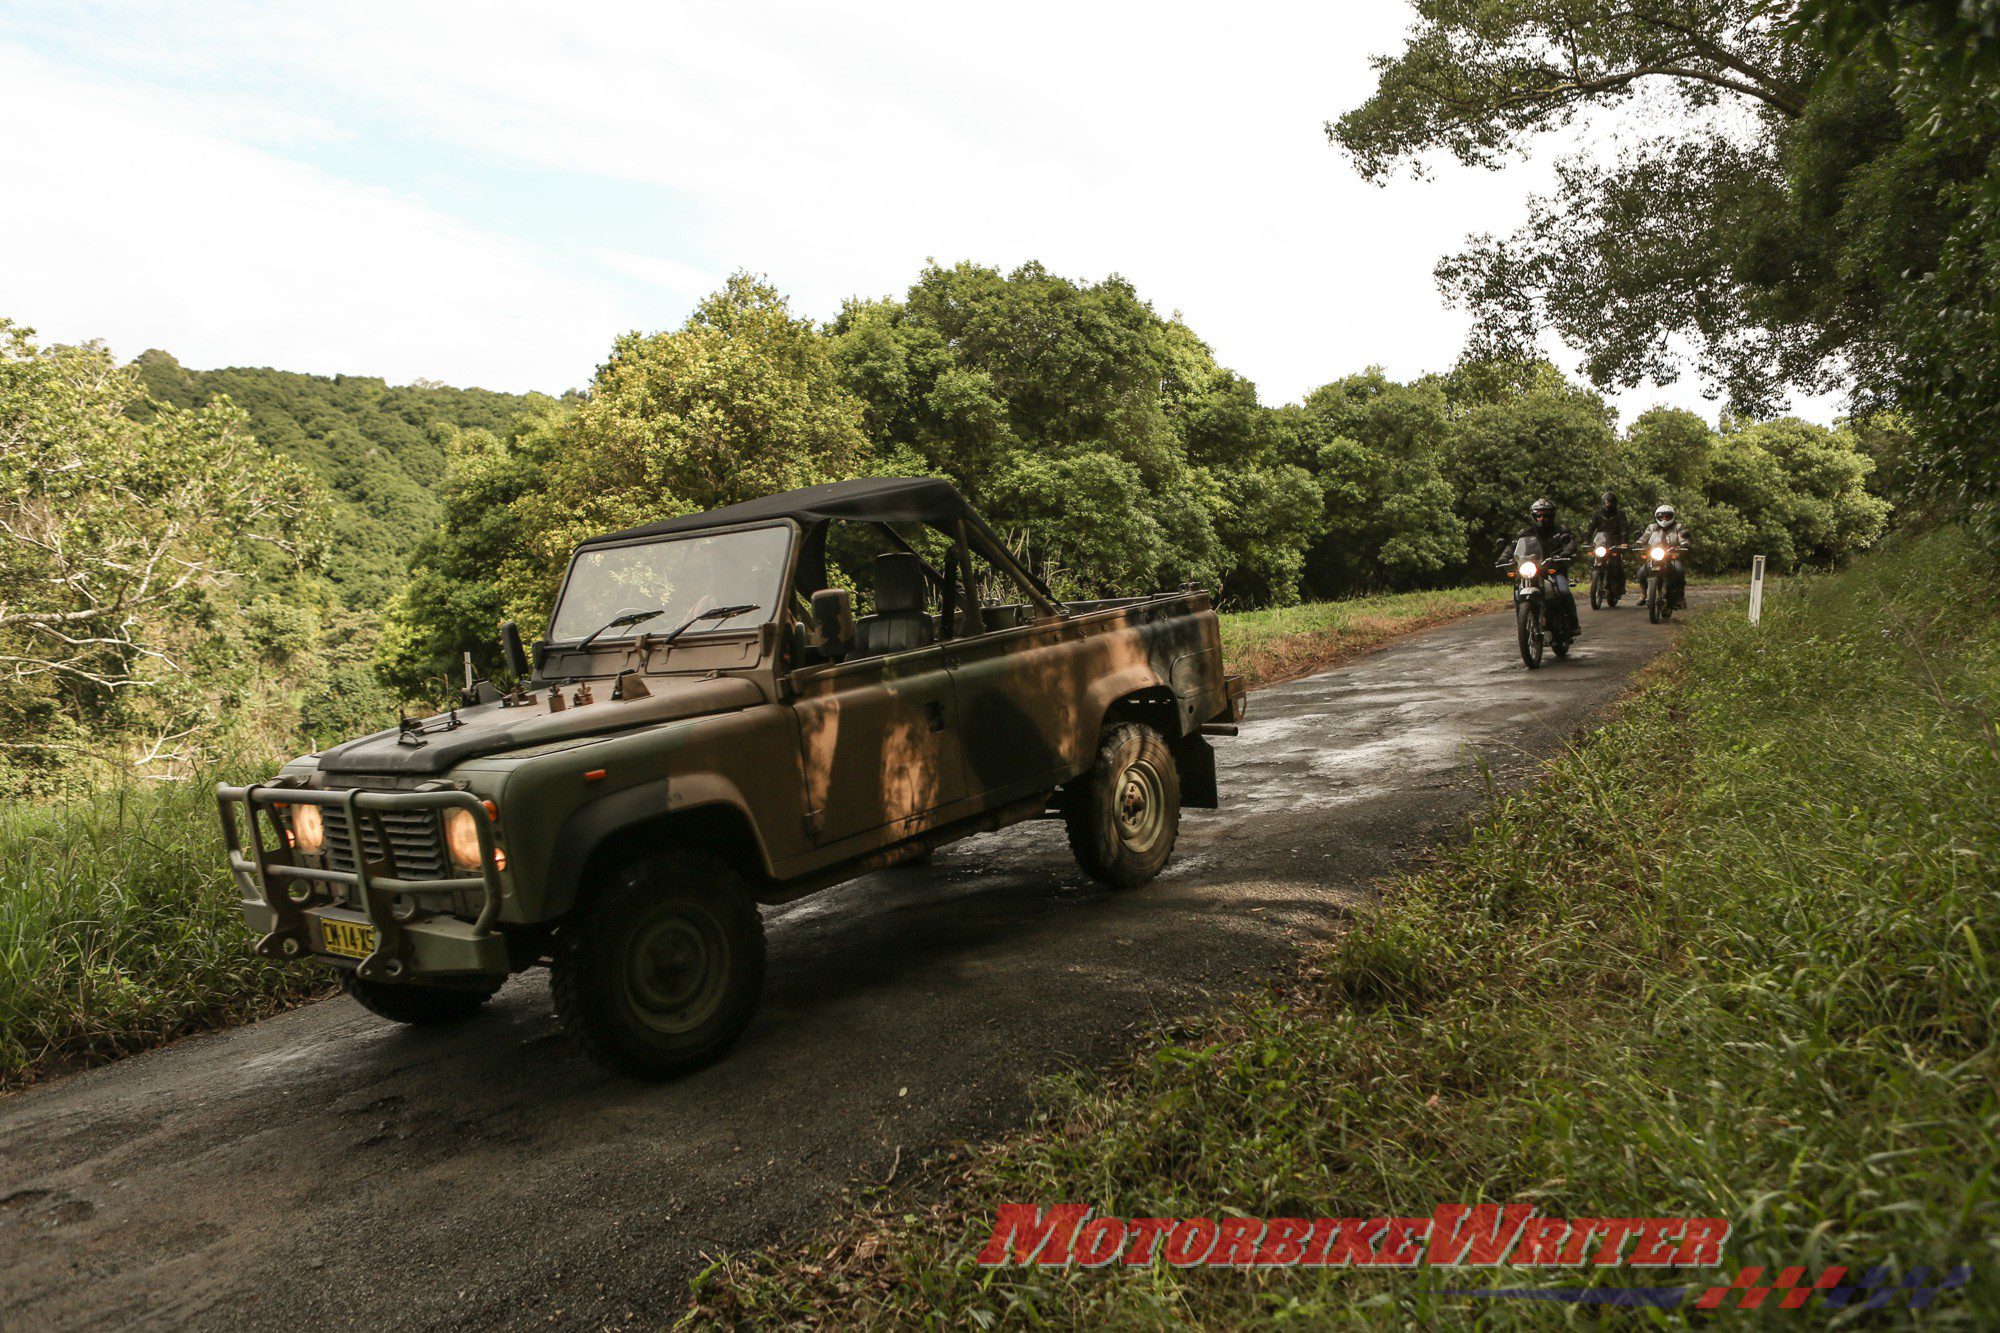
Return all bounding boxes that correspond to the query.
[1062,722,1181,888]
[342,971,500,1025]
[1516,599,1544,669]
[551,851,765,1080]
[1647,578,1662,624]
[1589,569,1604,610]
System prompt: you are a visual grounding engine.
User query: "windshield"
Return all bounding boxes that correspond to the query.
[549,524,792,643]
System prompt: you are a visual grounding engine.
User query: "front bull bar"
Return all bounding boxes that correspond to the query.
[216,783,504,983]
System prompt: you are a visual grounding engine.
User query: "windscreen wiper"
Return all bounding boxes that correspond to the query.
[575,606,668,652]
[574,601,762,655]
[655,603,762,650]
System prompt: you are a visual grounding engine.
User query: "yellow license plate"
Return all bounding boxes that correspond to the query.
[318,917,377,960]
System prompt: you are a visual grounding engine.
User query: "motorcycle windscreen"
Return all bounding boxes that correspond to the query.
[1512,535,1546,563]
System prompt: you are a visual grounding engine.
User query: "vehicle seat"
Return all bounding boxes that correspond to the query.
[853,553,934,656]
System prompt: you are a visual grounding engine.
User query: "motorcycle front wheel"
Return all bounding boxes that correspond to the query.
[1590,570,1603,610]
[1516,599,1544,669]
[1647,580,1662,624]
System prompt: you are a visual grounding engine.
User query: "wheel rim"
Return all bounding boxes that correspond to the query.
[1114,756,1167,853]
[622,906,731,1035]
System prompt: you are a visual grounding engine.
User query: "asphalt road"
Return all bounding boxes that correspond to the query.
[0,594,1717,1330]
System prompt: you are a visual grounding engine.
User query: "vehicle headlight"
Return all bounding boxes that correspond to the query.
[443,802,498,872]
[289,803,325,855]
[1594,544,1608,558]
[1518,559,1538,579]
[1650,545,1668,561]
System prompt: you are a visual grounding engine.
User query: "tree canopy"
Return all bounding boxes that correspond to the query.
[1333,0,2000,528]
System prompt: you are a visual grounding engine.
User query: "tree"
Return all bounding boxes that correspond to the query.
[1333,0,2000,528]
[830,262,1321,602]
[0,322,324,786]
[380,275,870,694]
[1438,361,1624,566]
[1286,372,1464,595]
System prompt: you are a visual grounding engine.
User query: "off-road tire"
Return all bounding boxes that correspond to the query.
[1516,600,1543,669]
[551,851,765,1081]
[1589,570,1604,610]
[1648,582,1663,624]
[1062,722,1181,888]
[342,971,500,1025]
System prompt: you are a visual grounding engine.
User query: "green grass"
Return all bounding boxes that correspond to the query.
[691,528,2000,1327]
[0,778,331,1088]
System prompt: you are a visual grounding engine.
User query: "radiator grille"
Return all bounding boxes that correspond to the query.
[324,807,448,879]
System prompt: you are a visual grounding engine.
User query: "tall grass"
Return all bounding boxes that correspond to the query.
[693,528,2000,1326]
[0,778,330,1087]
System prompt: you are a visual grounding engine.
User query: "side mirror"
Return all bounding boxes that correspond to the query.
[500,621,529,679]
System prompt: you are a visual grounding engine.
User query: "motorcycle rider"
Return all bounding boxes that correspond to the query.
[1509,498,1580,637]
[1586,490,1629,602]
[1636,503,1690,610]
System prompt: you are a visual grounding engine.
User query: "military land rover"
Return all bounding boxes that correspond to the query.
[217,478,1246,1078]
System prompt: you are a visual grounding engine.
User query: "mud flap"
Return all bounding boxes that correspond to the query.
[1173,734,1218,809]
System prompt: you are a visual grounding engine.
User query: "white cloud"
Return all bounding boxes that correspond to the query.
[0,47,629,390]
[0,2,1844,420]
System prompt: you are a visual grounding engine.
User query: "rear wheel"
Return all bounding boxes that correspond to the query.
[1516,600,1544,669]
[1062,722,1181,888]
[342,971,500,1025]
[551,851,765,1080]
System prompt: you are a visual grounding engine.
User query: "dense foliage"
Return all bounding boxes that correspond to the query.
[382,262,1887,694]
[0,335,543,795]
[0,325,326,795]
[131,351,541,610]
[1332,0,2000,530]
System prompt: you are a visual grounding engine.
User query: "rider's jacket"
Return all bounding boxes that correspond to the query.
[1588,506,1628,544]
[1513,521,1578,560]
[1638,519,1690,555]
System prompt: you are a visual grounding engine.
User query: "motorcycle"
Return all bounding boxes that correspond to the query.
[1588,532,1627,610]
[1640,536,1686,623]
[1499,535,1574,669]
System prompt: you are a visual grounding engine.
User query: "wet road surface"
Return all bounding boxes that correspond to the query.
[0,595,1718,1329]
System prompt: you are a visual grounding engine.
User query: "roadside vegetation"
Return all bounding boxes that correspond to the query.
[690,528,2000,1325]
[0,778,333,1088]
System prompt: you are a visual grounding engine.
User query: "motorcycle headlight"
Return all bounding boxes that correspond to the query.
[288,803,325,855]
[443,802,498,872]
[1594,544,1608,558]
[1650,545,1668,561]
[1518,559,1538,579]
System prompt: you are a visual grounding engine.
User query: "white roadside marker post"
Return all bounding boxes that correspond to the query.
[1749,555,1766,626]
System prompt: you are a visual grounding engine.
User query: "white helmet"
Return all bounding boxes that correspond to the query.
[1655,504,1676,524]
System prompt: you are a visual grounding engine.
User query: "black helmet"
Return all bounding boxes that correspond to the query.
[1530,498,1556,521]
[1601,491,1617,508]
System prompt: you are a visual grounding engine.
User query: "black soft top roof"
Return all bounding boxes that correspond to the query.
[575,477,973,548]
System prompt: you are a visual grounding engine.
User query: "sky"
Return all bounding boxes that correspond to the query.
[0,1,1836,422]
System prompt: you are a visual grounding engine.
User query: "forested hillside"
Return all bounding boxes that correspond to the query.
[129,352,544,609]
